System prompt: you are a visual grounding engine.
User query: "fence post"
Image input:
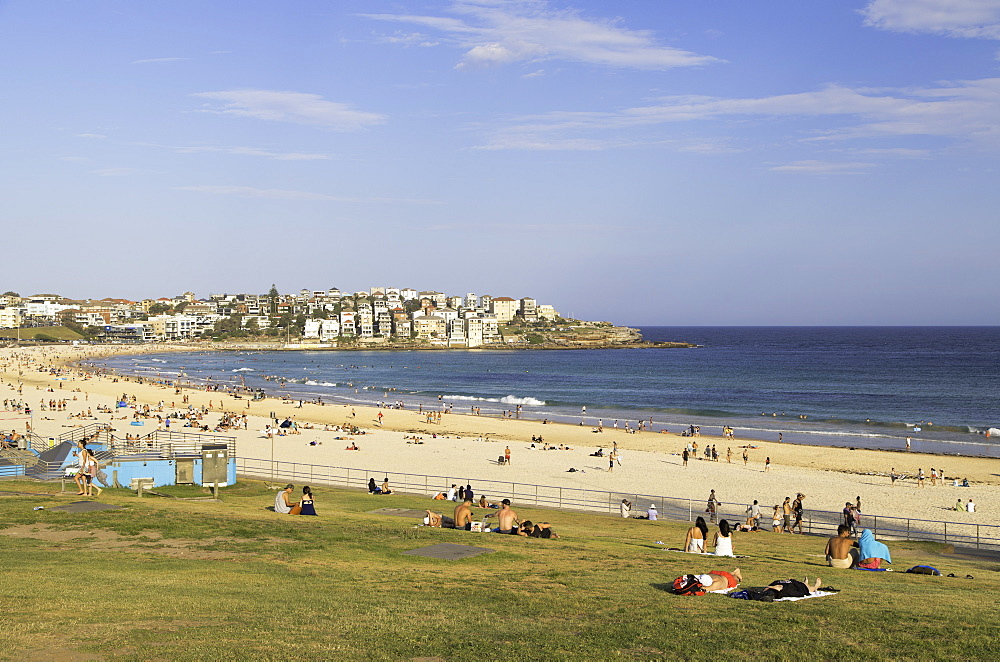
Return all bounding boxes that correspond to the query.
[873,515,877,537]
[975,524,979,550]
[688,499,692,522]
[944,521,947,544]
[559,487,562,509]
[907,519,910,541]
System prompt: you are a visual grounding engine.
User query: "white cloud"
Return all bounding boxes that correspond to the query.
[768,160,876,175]
[75,133,107,139]
[89,167,140,176]
[861,0,1000,39]
[171,145,329,160]
[133,57,188,64]
[176,185,339,201]
[192,90,386,130]
[361,0,720,70]
[175,185,440,205]
[479,78,1000,151]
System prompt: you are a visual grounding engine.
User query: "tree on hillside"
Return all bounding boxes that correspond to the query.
[148,303,173,315]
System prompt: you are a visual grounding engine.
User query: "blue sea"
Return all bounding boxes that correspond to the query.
[85,327,1000,458]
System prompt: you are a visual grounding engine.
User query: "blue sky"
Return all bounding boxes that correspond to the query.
[2,0,999,324]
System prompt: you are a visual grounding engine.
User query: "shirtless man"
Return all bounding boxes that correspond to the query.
[781,497,792,533]
[695,568,743,591]
[486,498,520,534]
[425,510,443,528]
[453,498,474,530]
[824,525,858,568]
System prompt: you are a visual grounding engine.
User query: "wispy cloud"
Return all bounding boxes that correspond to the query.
[75,133,107,139]
[140,142,329,161]
[175,185,440,205]
[861,0,1000,39]
[192,90,386,130]
[133,57,189,64]
[361,0,721,70]
[478,78,1000,152]
[381,31,440,47]
[89,167,141,176]
[768,160,876,175]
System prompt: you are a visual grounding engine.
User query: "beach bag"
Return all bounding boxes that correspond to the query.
[730,587,775,602]
[905,565,941,576]
[672,575,705,596]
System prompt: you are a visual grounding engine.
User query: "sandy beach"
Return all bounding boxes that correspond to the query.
[2,344,995,528]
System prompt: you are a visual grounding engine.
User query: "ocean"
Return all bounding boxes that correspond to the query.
[84,327,1000,458]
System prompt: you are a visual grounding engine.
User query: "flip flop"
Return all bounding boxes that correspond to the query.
[947,573,956,577]
[966,575,975,579]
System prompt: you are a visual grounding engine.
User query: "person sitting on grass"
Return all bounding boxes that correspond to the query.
[380,478,393,495]
[425,510,443,528]
[684,517,709,553]
[856,529,892,569]
[299,486,317,516]
[453,498,474,530]
[274,484,298,514]
[484,498,519,533]
[825,525,858,568]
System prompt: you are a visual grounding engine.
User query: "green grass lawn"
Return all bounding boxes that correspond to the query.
[0,325,84,341]
[1,480,997,661]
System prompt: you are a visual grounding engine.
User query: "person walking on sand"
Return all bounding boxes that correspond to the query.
[764,457,771,472]
[607,449,617,472]
[742,448,748,466]
[504,446,511,465]
[917,468,925,488]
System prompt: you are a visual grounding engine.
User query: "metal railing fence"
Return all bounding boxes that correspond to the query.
[237,457,999,552]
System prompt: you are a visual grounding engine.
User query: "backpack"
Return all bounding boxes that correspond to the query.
[672,575,705,596]
[905,565,941,576]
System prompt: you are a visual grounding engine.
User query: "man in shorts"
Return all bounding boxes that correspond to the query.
[453,498,474,530]
[824,525,858,568]
[696,568,743,591]
[781,497,792,533]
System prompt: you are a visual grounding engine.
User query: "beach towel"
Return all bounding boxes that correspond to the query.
[658,545,749,558]
[773,590,839,602]
[857,529,892,564]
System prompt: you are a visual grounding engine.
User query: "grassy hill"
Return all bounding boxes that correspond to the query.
[0,325,84,341]
[0,480,996,660]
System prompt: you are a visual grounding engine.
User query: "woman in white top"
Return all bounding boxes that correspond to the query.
[713,519,734,557]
